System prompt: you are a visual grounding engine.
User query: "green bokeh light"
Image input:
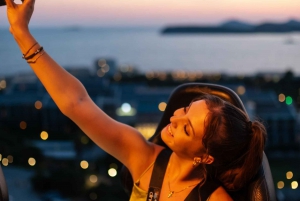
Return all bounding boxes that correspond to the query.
[285,96,293,105]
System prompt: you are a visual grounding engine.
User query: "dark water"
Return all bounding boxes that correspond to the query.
[1,27,300,77]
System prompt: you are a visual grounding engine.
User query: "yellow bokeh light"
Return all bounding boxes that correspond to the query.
[286,171,293,179]
[28,157,36,166]
[7,155,13,163]
[108,168,117,177]
[237,86,246,95]
[35,100,43,109]
[89,175,98,183]
[158,102,167,112]
[0,154,2,161]
[278,94,285,102]
[291,181,298,189]
[98,59,106,68]
[20,121,27,130]
[81,136,89,144]
[277,181,284,189]
[80,160,89,169]
[97,69,105,77]
[135,123,157,139]
[0,80,6,89]
[113,73,122,81]
[2,158,8,166]
[40,131,49,140]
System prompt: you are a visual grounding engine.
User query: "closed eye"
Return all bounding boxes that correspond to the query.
[184,125,189,136]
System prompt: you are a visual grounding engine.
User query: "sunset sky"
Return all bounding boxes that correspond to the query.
[1,0,300,27]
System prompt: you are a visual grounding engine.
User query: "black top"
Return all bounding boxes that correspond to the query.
[148,149,221,201]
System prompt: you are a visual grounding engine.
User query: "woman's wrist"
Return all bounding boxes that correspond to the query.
[10,28,39,57]
[10,25,30,40]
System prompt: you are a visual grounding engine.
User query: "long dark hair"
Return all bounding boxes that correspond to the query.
[199,94,267,190]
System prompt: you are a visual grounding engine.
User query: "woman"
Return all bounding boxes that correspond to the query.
[5,0,267,200]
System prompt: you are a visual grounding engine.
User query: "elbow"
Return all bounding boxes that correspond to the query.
[58,95,87,118]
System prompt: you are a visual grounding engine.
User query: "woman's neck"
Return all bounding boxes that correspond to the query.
[167,152,204,183]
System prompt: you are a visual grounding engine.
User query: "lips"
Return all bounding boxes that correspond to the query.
[168,124,174,137]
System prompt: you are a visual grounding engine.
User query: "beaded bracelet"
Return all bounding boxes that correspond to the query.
[23,46,44,60]
[22,42,38,58]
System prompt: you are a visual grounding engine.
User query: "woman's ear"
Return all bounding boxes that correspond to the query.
[202,155,214,164]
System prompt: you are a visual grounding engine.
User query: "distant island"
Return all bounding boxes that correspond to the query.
[161,19,300,34]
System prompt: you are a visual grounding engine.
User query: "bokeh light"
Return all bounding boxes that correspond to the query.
[7,155,13,163]
[285,96,293,105]
[158,102,167,112]
[40,131,49,140]
[277,181,284,189]
[89,175,98,183]
[35,100,43,109]
[20,121,27,129]
[80,160,89,169]
[237,86,246,95]
[278,93,285,102]
[28,157,36,166]
[291,181,298,189]
[2,158,8,166]
[108,168,117,177]
[286,171,293,179]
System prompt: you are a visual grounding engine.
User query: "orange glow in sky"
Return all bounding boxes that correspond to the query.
[0,0,299,27]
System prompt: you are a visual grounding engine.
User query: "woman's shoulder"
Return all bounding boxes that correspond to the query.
[209,186,233,201]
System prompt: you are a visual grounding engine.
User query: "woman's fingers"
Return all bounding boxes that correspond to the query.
[23,0,35,6]
[5,0,15,7]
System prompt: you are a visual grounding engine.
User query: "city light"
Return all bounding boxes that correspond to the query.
[291,181,298,189]
[116,103,136,116]
[2,158,8,166]
[278,93,285,102]
[89,175,98,183]
[158,102,167,112]
[237,86,246,95]
[121,103,131,113]
[108,168,117,177]
[286,171,293,179]
[40,131,49,140]
[113,73,122,81]
[135,123,157,139]
[28,157,36,166]
[20,121,27,130]
[81,135,89,144]
[285,96,293,105]
[80,160,89,169]
[35,100,43,109]
[7,155,13,163]
[277,181,284,189]
[0,80,6,89]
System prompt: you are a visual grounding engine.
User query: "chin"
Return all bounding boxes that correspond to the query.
[160,127,171,146]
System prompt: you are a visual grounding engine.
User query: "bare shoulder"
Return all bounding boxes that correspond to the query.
[209,186,233,201]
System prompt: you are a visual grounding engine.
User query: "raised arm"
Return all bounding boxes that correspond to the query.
[5,0,159,172]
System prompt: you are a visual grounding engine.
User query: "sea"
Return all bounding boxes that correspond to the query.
[1,27,300,77]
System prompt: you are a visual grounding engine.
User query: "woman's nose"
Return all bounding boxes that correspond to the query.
[170,108,184,127]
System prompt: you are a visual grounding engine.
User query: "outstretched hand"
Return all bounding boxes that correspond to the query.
[5,0,35,34]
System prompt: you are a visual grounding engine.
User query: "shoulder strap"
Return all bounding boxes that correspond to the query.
[185,176,221,201]
[146,149,172,201]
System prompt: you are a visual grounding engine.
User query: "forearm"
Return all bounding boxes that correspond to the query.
[12,29,88,114]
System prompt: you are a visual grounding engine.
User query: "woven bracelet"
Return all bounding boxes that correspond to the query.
[23,46,44,60]
[22,42,38,58]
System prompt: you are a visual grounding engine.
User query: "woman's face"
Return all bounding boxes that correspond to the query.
[161,100,210,159]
